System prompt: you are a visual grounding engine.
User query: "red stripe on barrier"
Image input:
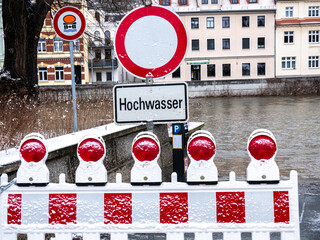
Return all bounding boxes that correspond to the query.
[273,191,290,223]
[160,192,188,224]
[104,193,132,224]
[7,194,21,225]
[216,192,246,223]
[49,194,77,224]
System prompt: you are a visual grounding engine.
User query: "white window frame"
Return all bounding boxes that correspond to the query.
[55,66,64,81]
[309,6,319,17]
[309,30,319,43]
[37,38,46,53]
[206,17,214,28]
[285,7,293,18]
[38,67,48,81]
[308,56,319,68]
[73,39,80,52]
[54,39,63,52]
[284,31,294,44]
[281,57,296,69]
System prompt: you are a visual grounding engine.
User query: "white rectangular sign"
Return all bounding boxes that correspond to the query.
[113,83,188,124]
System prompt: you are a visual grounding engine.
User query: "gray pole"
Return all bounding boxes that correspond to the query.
[70,41,78,132]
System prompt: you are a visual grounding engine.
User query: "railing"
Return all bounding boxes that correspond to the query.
[0,129,300,240]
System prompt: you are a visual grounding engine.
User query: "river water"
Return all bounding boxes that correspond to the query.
[189,95,320,181]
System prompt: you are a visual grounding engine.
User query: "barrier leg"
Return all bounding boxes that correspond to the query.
[28,233,45,240]
[282,232,297,240]
[167,232,184,240]
[83,233,100,240]
[111,233,127,240]
[195,232,211,240]
[252,232,269,240]
[223,232,241,240]
[55,233,73,240]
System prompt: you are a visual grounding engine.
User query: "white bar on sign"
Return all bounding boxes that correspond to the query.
[55,233,73,240]
[83,233,100,240]
[2,233,16,240]
[252,232,270,240]
[77,193,104,224]
[195,232,212,240]
[245,191,274,223]
[172,135,182,149]
[110,233,127,240]
[28,233,45,240]
[223,232,241,240]
[188,192,216,223]
[22,194,49,225]
[282,232,297,240]
[167,232,184,240]
[132,192,159,224]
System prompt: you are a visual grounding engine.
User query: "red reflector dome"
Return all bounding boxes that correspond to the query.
[20,139,46,163]
[188,136,215,161]
[132,137,159,162]
[248,135,276,160]
[78,138,105,162]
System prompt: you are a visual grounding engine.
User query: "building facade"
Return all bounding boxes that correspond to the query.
[276,0,320,77]
[159,0,276,82]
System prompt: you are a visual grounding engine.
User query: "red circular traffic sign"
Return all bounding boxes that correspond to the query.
[53,6,86,41]
[115,6,188,79]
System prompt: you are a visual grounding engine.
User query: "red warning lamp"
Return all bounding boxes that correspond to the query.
[17,133,49,185]
[186,130,218,184]
[187,136,216,161]
[76,135,107,185]
[78,138,105,162]
[132,137,160,162]
[247,129,280,183]
[131,132,161,184]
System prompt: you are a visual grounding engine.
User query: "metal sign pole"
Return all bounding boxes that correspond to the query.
[70,41,78,132]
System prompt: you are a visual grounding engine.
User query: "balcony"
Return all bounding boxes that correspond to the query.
[88,58,118,69]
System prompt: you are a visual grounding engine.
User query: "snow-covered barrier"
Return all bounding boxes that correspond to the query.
[0,130,300,240]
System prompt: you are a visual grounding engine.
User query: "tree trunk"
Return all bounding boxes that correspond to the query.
[1,0,53,97]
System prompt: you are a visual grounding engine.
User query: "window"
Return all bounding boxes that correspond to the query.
[285,7,293,18]
[309,56,319,68]
[95,50,101,59]
[207,17,214,28]
[172,67,181,78]
[257,16,265,27]
[242,38,250,49]
[309,6,319,17]
[105,49,111,60]
[309,30,319,43]
[222,17,230,28]
[160,0,170,6]
[38,38,46,53]
[248,0,258,3]
[192,39,200,50]
[257,37,265,48]
[191,18,199,29]
[96,72,102,82]
[207,64,215,77]
[107,72,112,81]
[242,16,249,27]
[284,31,294,44]
[231,0,239,4]
[73,40,80,52]
[223,64,231,76]
[179,0,188,5]
[105,31,111,45]
[55,66,64,81]
[207,39,215,50]
[95,11,100,23]
[211,0,218,3]
[54,38,63,52]
[242,63,250,76]
[222,38,230,49]
[94,31,101,41]
[38,67,47,81]
[257,63,266,75]
[281,57,296,69]
[202,0,208,4]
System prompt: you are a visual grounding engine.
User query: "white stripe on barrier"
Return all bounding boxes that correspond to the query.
[28,233,44,240]
[77,193,104,224]
[111,233,127,240]
[132,192,159,224]
[188,191,216,223]
[252,232,270,240]
[22,193,48,225]
[83,233,100,240]
[55,233,72,240]
[195,232,211,240]
[245,191,274,223]
[224,232,241,240]
[167,232,184,240]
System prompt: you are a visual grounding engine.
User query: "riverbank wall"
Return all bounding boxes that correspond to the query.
[39,77,320,101]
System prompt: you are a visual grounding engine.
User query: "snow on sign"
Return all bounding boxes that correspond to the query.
[113,83,188,124]
[53,6,86,41]
[115,6,188,79]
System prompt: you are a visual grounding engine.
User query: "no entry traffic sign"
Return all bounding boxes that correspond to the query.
[53,6,86,41]
[115,6,188,79]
